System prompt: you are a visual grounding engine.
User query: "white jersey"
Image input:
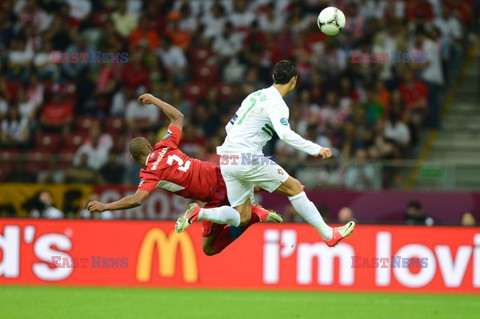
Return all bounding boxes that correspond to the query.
[217,86,322,156]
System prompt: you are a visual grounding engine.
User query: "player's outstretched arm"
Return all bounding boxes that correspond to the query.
[267,106,332,159]
[138,93,184,129]
[87,190,150,213]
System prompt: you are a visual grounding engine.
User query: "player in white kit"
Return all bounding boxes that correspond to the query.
[176,60,354,247]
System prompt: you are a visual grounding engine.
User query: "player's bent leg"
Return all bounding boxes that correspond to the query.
[275,177,333,241]
[202,204,283,256]
[234,198,252,226]
[274,176,304,196]
[200,221,224,256]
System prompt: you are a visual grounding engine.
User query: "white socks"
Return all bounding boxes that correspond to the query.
[289,192,333,240]
[198,206,241,227]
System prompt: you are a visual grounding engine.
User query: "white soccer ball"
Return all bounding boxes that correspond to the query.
[317,7,346,36]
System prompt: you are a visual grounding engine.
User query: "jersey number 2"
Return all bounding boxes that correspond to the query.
[167,155,191,172]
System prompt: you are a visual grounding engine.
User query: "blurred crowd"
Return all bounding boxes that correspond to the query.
[0,0,477,190]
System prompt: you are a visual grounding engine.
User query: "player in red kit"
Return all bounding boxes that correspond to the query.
[87,93,282,255]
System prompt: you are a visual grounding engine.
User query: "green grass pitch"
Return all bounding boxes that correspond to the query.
[0,286,477,319]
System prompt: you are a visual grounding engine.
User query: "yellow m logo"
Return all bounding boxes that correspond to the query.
[136,229,198,283]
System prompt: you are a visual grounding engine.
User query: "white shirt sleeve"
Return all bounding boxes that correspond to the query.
[225,122,233,134]
[266,102,322,156]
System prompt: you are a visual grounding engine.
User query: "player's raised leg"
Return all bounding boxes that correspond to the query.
[275,176,354,246]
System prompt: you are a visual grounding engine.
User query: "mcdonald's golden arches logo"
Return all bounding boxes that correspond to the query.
[136,228,198,283]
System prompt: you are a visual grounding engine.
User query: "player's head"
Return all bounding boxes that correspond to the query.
[128,137,153,165]
[272,60,298,93]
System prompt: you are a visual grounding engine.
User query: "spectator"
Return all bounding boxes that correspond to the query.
[434,5,462,76]
[37,157,66,184]
[398,69,427,136]
[129,15,159,50]
[1,106,30,146]
[212,22,243,59]
[111,0,138,38]
[29,191,64,219]
[61,35,93,79]
[170,87,192,115]
[8,37,33,78]
[94,63,122,114]
[259,3,284,34]
[384,111,411,149]
[110,85,130,117]
[338,207,355,224]
[40,92,73,131]
[344,148,376,190]
[66,153,99,184]
[64,0,92,22]
[202,1,226,39]
[320,91,348,132]
[99,151,125,184]
[164,11,191,49]
[26,73,44,110]
[406,0,434,22]
[177,2,198,33]
[16,87,37,120]
[33,40,60,80]
[125,89,160,131]
[43,12,73,52]
[230,0,256,31]
[156,36,187,85]
[344,2,366,40]
[405,200,434,226]
[362,87,385,127]
[414,28,444,129]
[121,51,149,90]
[73,123,112,171]
[461,212,476,226]
[369,120,397,160]
[15,0,52,32]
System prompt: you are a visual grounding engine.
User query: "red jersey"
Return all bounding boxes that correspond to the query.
[137,126,220,203]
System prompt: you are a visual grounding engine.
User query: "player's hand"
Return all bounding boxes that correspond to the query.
[318,148,332,159]
[87,200,106,213]
[138,93,155,104]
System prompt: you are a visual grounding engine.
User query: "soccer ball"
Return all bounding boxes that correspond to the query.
[317,7,346,36]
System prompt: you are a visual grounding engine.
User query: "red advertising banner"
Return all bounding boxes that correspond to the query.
[0,219,479,293]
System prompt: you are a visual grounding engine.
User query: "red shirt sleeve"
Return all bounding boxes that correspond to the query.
[155,125,182,149]
[137,169,159,193]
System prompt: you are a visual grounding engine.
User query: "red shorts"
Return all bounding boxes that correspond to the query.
[202,166,229,237]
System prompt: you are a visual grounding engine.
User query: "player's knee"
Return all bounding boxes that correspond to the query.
[285,178,303,196]
[239,213,251,226]
[202,244,218,256]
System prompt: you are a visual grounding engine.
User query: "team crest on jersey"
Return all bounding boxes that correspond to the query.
[162,130,172,139]
[280,118,289,126]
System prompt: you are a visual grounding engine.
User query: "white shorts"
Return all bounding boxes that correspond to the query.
[219,155,290,207]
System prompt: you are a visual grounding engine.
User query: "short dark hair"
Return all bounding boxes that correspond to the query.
[128,137,151,161]
[407,200,422,209]
[273,60,297,84]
